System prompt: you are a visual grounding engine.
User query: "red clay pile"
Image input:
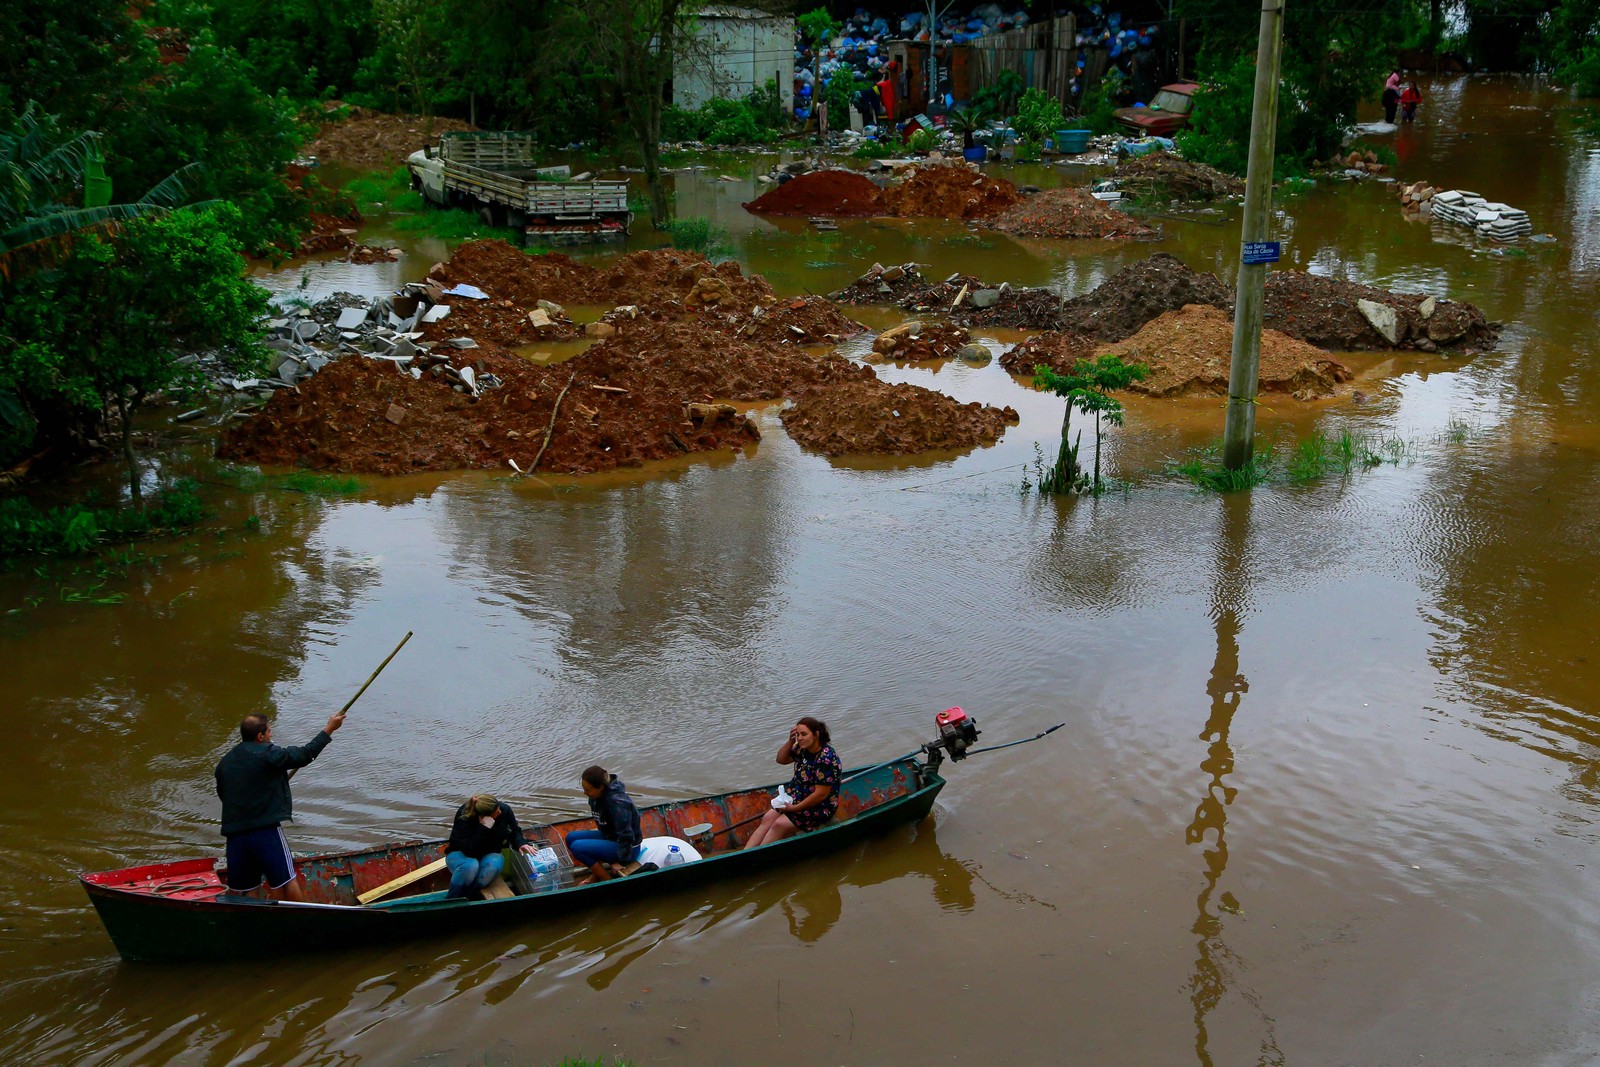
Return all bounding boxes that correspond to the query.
[882,165,1023,219]
[984,187,1154,240]
[434,242,776,311]
[744,171,886,217]
[1104,304,1353,400]
[781,380,1018,456]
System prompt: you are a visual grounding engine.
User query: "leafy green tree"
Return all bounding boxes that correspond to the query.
[7,0,310,252]
[1034,354,1147,495]
[203,0,376,100]
[1176,0,1409,171]
[583,0,698,228]
[0,206,269,497]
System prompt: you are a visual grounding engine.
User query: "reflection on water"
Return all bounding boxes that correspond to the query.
[1185,496,1283,1067]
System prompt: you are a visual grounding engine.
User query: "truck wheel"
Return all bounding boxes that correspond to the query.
[478,203,504,227]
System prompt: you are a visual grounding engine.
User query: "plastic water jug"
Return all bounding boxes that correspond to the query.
[528,847,560,877]
[664,845,686,867]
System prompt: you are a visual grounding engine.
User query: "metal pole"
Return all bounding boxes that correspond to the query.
[1220,0,1286,471]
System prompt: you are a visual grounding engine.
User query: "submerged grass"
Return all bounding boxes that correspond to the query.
[214,467,366,496]
[1171,423,1438,493]
[0,479,209,558]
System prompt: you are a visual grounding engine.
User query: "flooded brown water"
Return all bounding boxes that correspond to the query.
[6,76,1600,1065]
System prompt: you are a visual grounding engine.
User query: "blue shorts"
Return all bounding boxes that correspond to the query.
[224,824,296,891]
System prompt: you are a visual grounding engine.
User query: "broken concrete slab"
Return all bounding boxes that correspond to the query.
[527,308,553,328]
[446,338,479,349]
[971,289,1002,310]
[385,403,407,425]
[421,304,452,323]
[1357,298,1401,345]
[336,307,369,330]
[536,299,565,316]
[392,337,419,359]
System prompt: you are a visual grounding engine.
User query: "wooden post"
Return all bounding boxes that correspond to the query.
[1220,0,1286,471]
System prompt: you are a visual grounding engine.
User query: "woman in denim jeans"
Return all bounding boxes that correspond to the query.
[445,795,536,898]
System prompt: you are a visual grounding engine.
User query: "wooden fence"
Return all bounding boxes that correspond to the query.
[964,14,1078,102]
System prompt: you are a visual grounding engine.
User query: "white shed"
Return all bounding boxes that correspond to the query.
[674,5,795,112]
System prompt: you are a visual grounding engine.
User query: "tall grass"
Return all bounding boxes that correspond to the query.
[669,216,735,261]
[0,479,209,557]
[1172,426,1423,493]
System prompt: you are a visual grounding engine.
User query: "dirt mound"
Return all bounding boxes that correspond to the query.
[999,331,1098,376]
[417,301,579,348]
[780,379,1018,456]
[220,314,886,475]
[736,297,868,345]
[307,106,476,170]
[895,279,1067,330]
[881,165,1023,219]
[1059,253,1232,341]
[434,242,775,313]
[984,187,1154,239]
[1263,273,1498,352]
[829,263,940,305]
[1113,152,1244,201]
[870,320,971,361]
[1101,304,1352,400]
[744,170,886,217]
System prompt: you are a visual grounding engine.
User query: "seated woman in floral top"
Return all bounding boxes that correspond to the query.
[744,717,841,849]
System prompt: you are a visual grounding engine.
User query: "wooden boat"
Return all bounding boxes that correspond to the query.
[81,751,946,962]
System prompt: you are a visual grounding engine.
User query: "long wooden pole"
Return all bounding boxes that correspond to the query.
[1220,0,1286,470]
[288,631,413,778]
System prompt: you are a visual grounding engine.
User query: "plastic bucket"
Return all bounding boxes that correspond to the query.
[1055,128,1093,153]
[963,145,988,162]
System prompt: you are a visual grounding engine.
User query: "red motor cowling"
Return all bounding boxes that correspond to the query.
[934,706,980,760]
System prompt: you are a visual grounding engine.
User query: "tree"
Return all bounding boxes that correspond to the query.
[584,0,697,229]
[0,205,269,497]
[1033,354,1148,495]
[1032,362,1093,494]
[1175,0,1410,170]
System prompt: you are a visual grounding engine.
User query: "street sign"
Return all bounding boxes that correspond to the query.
[1242,241,1282,265]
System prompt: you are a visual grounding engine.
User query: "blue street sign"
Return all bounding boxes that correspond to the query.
[1242,241,1282,265]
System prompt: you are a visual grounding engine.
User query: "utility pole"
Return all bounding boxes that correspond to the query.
[1220,0,1286,470]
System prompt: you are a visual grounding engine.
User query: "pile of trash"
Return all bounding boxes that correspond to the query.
[1103,304,1353,401]
[828,263,944,304]
[881,164,1023,219]
[983,187,1154,240]
[998,331,1097,376]
[869,320,972,360]
[779,379,1018,457]
[896,275,1069,330]
[1325,148,1390,177]
[1111,151,1243,202]
[1427,190,1532,241]
[733,297,869,345]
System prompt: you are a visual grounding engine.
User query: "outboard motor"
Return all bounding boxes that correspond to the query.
[922,706,980,770]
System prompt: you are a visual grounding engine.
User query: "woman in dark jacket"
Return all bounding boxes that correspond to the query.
[565,765,643,880]
[446,794,535,898]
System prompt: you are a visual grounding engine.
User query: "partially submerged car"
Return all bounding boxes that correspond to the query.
[1112,82,1200,137]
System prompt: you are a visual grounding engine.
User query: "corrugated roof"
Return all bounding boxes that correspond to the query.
[696,5,792,20]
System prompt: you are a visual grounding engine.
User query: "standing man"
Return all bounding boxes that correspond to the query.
[215,710,345,900]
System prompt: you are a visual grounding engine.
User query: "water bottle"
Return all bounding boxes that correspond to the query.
[664,845,686,868]
[528,847,560,877]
